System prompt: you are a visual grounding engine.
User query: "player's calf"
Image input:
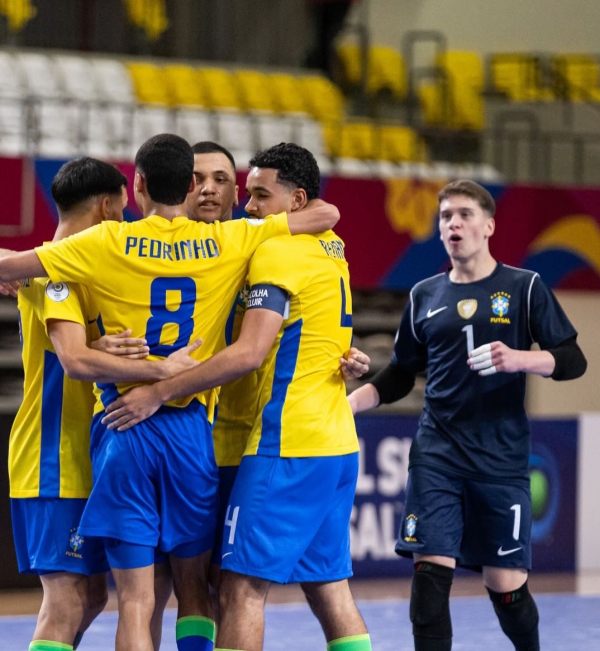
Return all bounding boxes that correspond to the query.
[487,581,540,651]
[410,561,454,651]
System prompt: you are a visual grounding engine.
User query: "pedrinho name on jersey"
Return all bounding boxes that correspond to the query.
[124,236,220,261]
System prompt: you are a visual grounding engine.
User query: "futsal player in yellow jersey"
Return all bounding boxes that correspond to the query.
[10,157,203,651]
[102,143,372,651]
[0,135,340,651]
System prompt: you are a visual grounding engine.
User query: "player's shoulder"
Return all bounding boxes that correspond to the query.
[410,272,447,298]
[497,263,540,289]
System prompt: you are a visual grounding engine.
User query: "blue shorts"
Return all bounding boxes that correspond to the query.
[396,464,532,570]
[221,453,358,584]
[79,401,218,557]
[11,498,109,576]
[212,465,239,565]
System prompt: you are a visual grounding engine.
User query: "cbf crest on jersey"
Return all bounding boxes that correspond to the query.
[404,514,418,542]
[490,292,511,324]
[457,299,477,320]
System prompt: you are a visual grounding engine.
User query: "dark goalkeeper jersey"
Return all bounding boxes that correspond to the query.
[392,262,577,482]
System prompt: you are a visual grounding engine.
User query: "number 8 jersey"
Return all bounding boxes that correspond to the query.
[393,263,577,482]
[35,213,290,420]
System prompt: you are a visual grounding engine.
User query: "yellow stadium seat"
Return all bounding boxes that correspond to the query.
[553,55,600,102]
[337,44,407,99]
[419,51,485,130]
[164,65,206,107]
[490,54,553,102]
[337,43,362,87]
[268,74,309,114]
[234,70,275,112]
[127,62,171,105]
[197,68,242,111]
[301,75,345,122]
[379,125,426,163]
[324,121,376,159]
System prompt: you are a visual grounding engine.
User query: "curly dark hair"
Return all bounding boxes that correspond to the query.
[249,143,320,201]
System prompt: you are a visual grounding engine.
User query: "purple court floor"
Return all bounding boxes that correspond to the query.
[0,593,598,650]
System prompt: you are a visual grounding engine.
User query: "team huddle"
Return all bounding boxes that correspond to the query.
[0,135,587,651]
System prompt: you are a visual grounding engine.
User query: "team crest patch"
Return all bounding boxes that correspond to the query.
[46,282,70,302]
[404,514,418,542]
[457,299,477,320]
[66,528,84,559]
[490,292,511,324]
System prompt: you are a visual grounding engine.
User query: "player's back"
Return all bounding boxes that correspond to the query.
[10,278,97,498]
[245,230,358,458]
[36,213,290,418]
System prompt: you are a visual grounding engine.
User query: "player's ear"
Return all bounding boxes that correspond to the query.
[99,195,111,222]
[134,172,145,194]
[485,216,496,238]
[292,187,308,211]
[233,185,239,207]
[188,174,196,195]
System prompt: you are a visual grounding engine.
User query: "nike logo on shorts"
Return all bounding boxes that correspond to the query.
[497,546,522,556]
[426,307,448,318]
[222,551,233,559]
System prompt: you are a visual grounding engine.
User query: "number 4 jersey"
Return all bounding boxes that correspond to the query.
[393,262,577,482]
[35,213,290,420]
[243,231,359,458]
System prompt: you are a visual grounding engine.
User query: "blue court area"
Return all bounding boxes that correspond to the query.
[1,594,598,650]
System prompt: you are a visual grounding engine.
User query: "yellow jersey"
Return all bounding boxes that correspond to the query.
[10,278,98,498]
[35,213,290,420]
[245,231,359,458]
[212,282,259,466]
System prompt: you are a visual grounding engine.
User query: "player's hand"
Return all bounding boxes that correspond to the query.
[341,347,371,380]
[468,341,524,376]
[162,338,203,377]
[102,385,162,431]
[0,279,20,297]
[91,329,150,359]
[0,249,20,296]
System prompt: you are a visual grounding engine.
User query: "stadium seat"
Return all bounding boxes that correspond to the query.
[234,70,276,113]
[552,55,600,101]
[255,114,295,149]
[419,51,485,130]
[54,55,98,103]
[164,65,207,107]
[131,106,173,157]
[337,44,407,99]
[198,68,243,111]
[214,112,256,167]
[325,121,376,160]
[91,58,137,105]
[301,75,345,122]
[127,62,171,105]
[378,125,426,163]
[490,53,554,102]
[15,52,63,99]
[173,109,213,145]
[268,74,310,114]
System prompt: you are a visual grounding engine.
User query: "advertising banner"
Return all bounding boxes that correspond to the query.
[351,415,578,578]
[1,157,600,291]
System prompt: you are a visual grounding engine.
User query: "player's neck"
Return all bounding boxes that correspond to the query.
[53,213,95,241]
[449,252,497,283]
[144,203,188,221]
